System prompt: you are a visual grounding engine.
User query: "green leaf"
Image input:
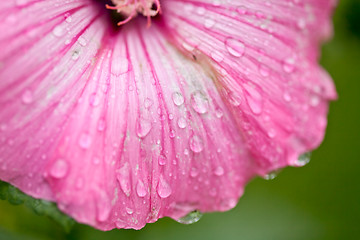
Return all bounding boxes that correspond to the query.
[0,181,75,232]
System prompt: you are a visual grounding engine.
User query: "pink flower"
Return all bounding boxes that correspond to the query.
[0,0,336,230]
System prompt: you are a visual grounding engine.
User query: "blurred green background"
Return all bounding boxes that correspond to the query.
[1,0,360,239]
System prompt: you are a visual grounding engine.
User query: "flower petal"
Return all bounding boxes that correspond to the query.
[161,0,337,173]
[0,0,336,230]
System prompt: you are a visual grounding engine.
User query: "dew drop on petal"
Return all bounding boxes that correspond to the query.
[220,198,238,210]
[189,135,204,153]
[259,64,270,77]
[190,91,209,114]
[190,167,199,177]
[215,108,224,118]
[210,50,224,62]
[52,25,64,37]
[97,118,106,132]
[283,92,292,102]
[245,85,263,115]
[214,166,225,176]
[169,129,176,138]
[225,37,245,57]
[72,50,80,61]
[172,92,185,106]
[158,154,167,166]
[50,159,69,179]
[136,118,152,138]
[144,98,153,109]
[117,164,131,197]
[263,170,280,180]
[177,210,203,224]
[157,175,172,198]
[204,18,215,29]
[21,90,33,104]
[78,36,87,46]
[89,93,100,107]
[283,57,295,73]
[136,180,147,197]
[267,128,276,138]
[177,117,187,129]
[294,152,311,166]
[126,207,134,215]
[76,177,84,189]
[78,132,92,149]
[310,95,320,107]
[228,92,242,107]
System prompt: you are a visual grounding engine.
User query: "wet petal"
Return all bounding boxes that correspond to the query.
[162,0,337,173]
[0,0,336,231]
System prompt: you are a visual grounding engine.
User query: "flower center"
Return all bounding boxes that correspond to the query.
[106,0,161,26]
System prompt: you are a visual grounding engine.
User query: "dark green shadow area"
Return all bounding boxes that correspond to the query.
[1,0,360,239]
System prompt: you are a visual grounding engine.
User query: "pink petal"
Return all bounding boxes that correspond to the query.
[0,0,336,230]
[162,0,337,173]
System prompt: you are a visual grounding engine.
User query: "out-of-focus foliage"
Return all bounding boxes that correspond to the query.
[1,0,360,239]
[0,181,75,233]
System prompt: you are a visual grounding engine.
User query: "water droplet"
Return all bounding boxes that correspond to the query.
[136,118,152,138]
[210,50,224,62]
[172,92,185,106]
[196,7,206,15]
[177,117,187,129]
[267,128,276,138]
[263,170,280,180]
[245,85,263,115]
[214,166,224,176]
[21,90,33,104]
[283,92,292,102]
[50,159,69,179]
[204,18,215,29]
[144,98,153,109]
[97,118,106,132]
[189,135,204,153]
[259,64,270,77]
[310,95,320,107]
[169,129,176,138]
[16,0,29,6]
[65,15,73,23]
[136,180,147,197]
[190,167,199,177]
[191,91,209,114]
[297,18,306,29]
[158,154,167,166]
[78,132,91,149]
[52,25,64,37]
[215,108,224,118]
[76,177,84,189]
[295,152,311,166]
[78,36,87,46]
[72,50,80,60]
[177,210,203,224]
[93,157,100,165]
[125,207,134,215]
[221,198,238,209]
[225,38,245,57]
[236,6,248,15]
[117,164,131,197]
[228,92,242,107]
[283,57,295,73]
[89,93,100,107]
[157,175,172,198]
